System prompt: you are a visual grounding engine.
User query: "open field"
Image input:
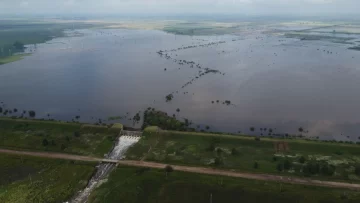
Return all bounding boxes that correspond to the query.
[125,128,360,183]
[88,165,360,203]
[0,118,118,157]
[0,154,95,203]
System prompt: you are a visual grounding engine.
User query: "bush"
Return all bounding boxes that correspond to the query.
[254,137,260,141]
[253,162,259,169]
[299,156,306,164]
[355,165,360,176]
[231,148,238,155]
[60,144,66,150]
[42,138,49,146]
[216,148,222,155]
[214,157,223,166]
[272,156,277,162]
[74,131,81,137]
[277,163,284,172]
[284,159,292,170]
[207,143,215,152]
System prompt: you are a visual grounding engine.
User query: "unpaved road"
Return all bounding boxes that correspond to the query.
[1,148,360,190]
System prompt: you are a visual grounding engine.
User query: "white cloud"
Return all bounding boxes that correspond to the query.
[0,0,358,15]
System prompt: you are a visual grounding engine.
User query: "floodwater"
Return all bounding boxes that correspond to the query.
[1,28,360,140]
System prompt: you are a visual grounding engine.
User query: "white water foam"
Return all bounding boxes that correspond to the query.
[70,133,140,203]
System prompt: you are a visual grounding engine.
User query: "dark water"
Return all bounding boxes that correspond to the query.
[1,28,360,141]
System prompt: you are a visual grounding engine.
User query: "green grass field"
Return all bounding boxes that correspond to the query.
[88,166,360,203]
[125,128,360,182]
[0,154,95,203]
[0,118,118,157]
[0,54,30,65]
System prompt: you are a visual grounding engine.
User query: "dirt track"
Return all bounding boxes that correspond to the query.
[1,148,360,190]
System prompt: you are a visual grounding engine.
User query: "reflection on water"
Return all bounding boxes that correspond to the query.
[0,28,360,140]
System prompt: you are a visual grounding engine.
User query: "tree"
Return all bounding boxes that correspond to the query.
[231,148,238,155]
[206,126,210,130]
[74,131,80,137]
[355,165,360,176]
[176,108,180,113]
[207,143,215,152]
[250,127,255,132]
[165,94,174,102]
[13,108,17,113]
[273,156,277,162]
[298,127,304,133]
[28,110,36,118]
[299,156,306,164]
[42,138,49,146]
[216,148,222,155]
[0,107,2,113]
[284,159,292,170]
[164,165,174,179]
[214,157,223,166]
[253,162,259,169]
[277,163,284,172]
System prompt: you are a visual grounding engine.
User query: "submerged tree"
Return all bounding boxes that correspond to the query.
[28,110,36,118]
[165,94,174,102]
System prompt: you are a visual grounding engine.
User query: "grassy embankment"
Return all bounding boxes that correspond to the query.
[0,118,122,157]
[0,54,30,65]
[0,154,95,203]
[126,127,360,183]
[88,165,360,203]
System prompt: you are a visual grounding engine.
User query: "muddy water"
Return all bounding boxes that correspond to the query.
[70,131,140,203]
[1,28,360,140]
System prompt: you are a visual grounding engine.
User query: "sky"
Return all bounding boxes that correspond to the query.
[0,0,359,16]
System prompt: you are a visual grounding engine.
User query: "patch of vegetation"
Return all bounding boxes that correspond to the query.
[0,154,95,203]
[349,46,360,51]
[126,129,360,182]
[0,118,116,157]
[285,33,354,44]
[142,109,192,131]
[88,166,360,203]
[0,54,30,65]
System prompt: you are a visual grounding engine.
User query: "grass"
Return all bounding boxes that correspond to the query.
[0,54,30,65]
[88,165,360,203]
[0,154,95,203]
[349,46,360,51]
[285,33,354,44]
[125,128,360,183]
[0,118,118,157]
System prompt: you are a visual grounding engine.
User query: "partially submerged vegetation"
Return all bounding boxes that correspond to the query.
[88,165,360,203]
[0,154,95,203]
[126,128,360,183]
[0,118,118,157]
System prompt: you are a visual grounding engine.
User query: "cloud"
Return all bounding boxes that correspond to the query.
[0,0,358,15]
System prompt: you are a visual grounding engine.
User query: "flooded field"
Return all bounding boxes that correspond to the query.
[1,23,360,140]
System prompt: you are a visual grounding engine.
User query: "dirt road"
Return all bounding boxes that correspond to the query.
[1,148,360,190]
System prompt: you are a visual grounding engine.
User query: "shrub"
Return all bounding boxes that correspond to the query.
[284,159,292,170]
[231,148,238,155]
[42,139,49,146]
[253,162,259,169]
[254,137,260,141]
[273,156,277,162]
[214,157,223,166]
[277,163,284,172]
[74,131,81,137]
[299,156,306,164]
[355,165,360,176]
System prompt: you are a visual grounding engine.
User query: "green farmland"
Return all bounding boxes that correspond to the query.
[0,154,95,203]
[89,165,360,203]
[126,127,360,183]
[0,118,119,157]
